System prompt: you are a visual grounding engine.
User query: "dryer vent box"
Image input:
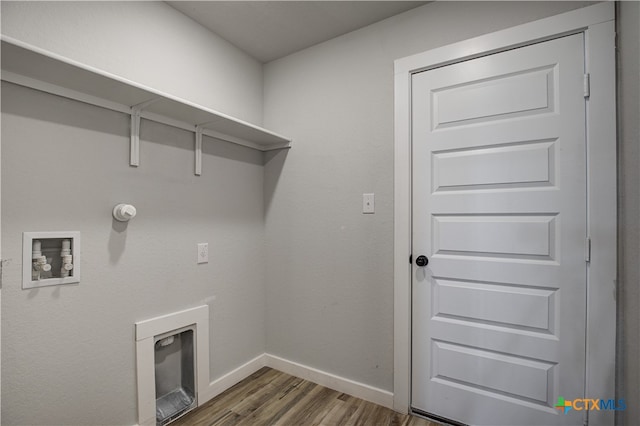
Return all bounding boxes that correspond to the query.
[22,231,81,289]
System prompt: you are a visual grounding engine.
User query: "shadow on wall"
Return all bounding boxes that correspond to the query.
[1,81,128,136]
[203,135,264,166]
[140,120,264,167]
[109,218,128,265]
[263,149,289,215]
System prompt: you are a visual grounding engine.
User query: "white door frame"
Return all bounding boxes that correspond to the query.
[393,3,617,425]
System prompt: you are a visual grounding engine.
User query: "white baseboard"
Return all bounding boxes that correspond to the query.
[159,351,393,425]
[199,353,267,403]
[264,354,394,409]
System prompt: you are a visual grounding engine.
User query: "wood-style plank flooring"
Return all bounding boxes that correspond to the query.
[172,367,438,426]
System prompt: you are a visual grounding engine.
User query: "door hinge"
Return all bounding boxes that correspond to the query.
[585,237,591,263]
[583,73,590,98]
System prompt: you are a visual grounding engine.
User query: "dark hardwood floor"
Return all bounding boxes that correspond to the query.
[171,367,438,426]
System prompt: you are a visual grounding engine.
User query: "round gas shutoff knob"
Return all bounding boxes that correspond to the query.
[113,204,137,222]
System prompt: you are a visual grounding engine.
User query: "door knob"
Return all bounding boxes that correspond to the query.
[416,255,429,267]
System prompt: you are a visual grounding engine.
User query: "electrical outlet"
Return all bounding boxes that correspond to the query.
[197,243,208,264]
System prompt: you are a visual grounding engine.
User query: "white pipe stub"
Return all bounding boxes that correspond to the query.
[113,204,137,222]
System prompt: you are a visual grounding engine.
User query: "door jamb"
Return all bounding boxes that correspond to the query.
[393,3,617,425]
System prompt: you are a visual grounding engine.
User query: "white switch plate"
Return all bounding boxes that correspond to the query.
[197,243,208,264]
[363,193,375,214]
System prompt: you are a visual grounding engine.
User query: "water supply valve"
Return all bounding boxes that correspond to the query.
[60,239,73,278]
[22,232,81,289]
[32,256,52,279]
[31,240,52,280]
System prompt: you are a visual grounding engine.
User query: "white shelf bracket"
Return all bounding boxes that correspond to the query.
[195,126,203,176]
[129,97,161,167]
[130,108,141,167]
[193,121,219,176]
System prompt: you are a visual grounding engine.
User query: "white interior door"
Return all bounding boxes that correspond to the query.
[411,33,587,426]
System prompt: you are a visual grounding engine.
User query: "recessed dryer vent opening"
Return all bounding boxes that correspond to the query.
[154,326,196,425]
[136,306,210,426]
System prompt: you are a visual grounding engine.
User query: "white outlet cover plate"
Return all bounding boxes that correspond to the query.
[197,243,208,264]
[363,193,375,214]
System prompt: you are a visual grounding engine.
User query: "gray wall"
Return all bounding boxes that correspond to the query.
[262,0,630,399]
[1,2,267,425]
[1,83,266,425]
[0,1,264,125]
[617,1,640,424]
[2,1,638,425]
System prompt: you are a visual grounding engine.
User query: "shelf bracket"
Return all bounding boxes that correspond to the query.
[193,120,220,176]
[130,108,141,167]
[129,97,161,167]
[195,125,203,176]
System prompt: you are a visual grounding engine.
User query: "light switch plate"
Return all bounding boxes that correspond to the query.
[197,243,208,264]
[363,193,375,214]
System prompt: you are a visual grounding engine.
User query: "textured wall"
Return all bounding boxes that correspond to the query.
[0,1,263,125]
[2,2,637,425]
[1,83,266,425]
[263,1,597,393]
[1,2,267,424]
[617,2,640,424]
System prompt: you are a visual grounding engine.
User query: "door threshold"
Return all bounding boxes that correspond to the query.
[411,408,467,426]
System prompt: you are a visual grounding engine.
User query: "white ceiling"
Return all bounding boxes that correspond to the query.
[166,1,429,63]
